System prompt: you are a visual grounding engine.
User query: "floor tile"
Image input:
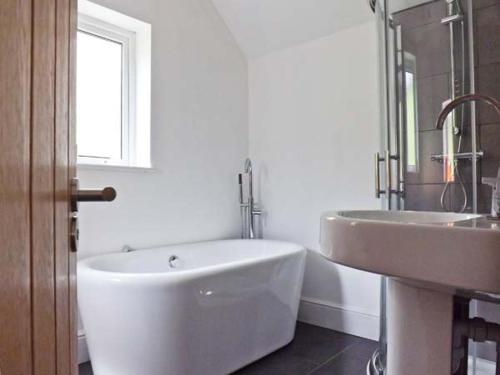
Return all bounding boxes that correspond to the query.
[344,340,379,361]
[79,362,93,375]
[280,322,363,364]
[232,353,317,375]
[311,351,368,375]
[311,340,379,375]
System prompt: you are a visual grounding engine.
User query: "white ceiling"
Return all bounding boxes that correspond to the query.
[210,0,374,58]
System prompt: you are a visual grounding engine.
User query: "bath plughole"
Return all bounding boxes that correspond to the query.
[168,254,179,268]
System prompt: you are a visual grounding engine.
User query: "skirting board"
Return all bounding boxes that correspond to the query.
[298,297,380,341]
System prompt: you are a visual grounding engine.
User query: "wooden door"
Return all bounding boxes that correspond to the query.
[0,0,77,374]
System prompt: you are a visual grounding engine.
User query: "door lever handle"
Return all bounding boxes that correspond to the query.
[75,187,117,202]
[69,178,116,252]
[71,178,117,212]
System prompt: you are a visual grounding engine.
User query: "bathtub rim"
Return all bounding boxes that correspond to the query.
[77,239,306,283]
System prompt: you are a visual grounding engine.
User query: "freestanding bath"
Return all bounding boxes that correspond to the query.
[78,240,306,375]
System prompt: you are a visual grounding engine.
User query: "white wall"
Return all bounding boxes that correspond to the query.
[249,21,382,340]
[77,0,248,259]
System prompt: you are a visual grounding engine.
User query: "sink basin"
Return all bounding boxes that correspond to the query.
[320,210,500,295]
[333,210,480,224]
[321,210,500,374]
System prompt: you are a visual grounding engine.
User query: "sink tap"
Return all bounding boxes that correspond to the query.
[482,167,500,219]
[436,94,500,216]
[436,94,500,131]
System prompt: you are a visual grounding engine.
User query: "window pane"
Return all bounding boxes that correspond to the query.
[77,31,123,160]
[405,71,418,172]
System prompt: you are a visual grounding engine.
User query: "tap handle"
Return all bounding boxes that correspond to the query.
[482,168,500,189]
[482,178,498,188]
[482,167,500,218]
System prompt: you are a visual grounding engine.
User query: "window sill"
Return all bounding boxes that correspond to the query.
[77,163,157,173]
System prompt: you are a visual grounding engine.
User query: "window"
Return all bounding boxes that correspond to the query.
[77,1,151,168]
[404,52,419,173]
[77,20,131,164]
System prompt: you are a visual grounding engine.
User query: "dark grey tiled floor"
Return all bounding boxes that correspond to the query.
[79,322,378,375]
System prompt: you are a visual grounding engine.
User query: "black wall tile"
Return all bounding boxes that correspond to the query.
[405,184,450,211]
[450,183,474,212]
[474,0,500,10]
[394,1,446,30]
[403,23,451,79]
[406,130,446,184]
[479,123,500,159]
[476,63,500,124]
[475,4,500,66]
[417,73,450,131]
[478,183,497,213]
[480,159,500,179]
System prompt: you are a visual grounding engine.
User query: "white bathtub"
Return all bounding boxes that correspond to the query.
[78,239,306,375]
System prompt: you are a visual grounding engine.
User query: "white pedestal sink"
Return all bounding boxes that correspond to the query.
[320,210,500,375]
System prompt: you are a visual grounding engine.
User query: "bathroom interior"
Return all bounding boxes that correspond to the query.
[73,0,500,374]
[1,0,500,374]
[76,0,500,375]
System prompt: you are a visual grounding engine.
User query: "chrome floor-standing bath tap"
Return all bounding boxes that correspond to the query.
[239,158,262,239]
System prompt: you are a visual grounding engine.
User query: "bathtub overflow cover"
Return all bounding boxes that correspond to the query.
[169,255,179,268]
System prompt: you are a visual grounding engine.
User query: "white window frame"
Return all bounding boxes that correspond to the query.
[77,16,135,166]
[77,0,152,169]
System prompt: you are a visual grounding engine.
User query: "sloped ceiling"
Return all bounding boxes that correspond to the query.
[211,0,374,58]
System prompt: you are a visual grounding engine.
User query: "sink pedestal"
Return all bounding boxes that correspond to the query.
[387,279,454,375]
